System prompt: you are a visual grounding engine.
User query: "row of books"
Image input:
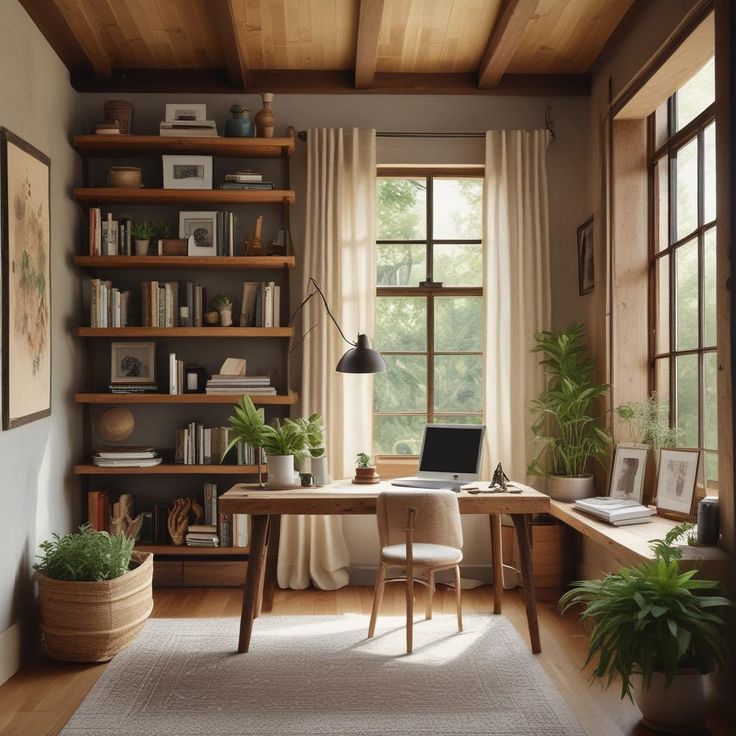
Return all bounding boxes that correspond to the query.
[91,447,162,468]
[160,119,217,137]
[205,374,276,395]
[240,281,281,327]
[88,210,133,256]
[89,279,132,328]
[573,497,655,526]
[174,424,263,466]
[214,211,236,257]
[141,280,206,327]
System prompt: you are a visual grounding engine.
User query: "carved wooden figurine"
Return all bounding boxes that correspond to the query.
[109,493,143,540]
[167,497,192,546]
[191,496,204,524]
[245,215,264,255]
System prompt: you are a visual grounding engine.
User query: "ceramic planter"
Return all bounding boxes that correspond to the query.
[267,454,298,488]
[311,455,329,486]
[353,466,380,485]
[545,474,595,502]
[134,238,149,256]
[632,670,706,733]
[219,307,233,327]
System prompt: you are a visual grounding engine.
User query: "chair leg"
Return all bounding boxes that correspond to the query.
[454,565,463,632]
[368,563,386,639]
[425,570,434,620]
[406,570,414,654]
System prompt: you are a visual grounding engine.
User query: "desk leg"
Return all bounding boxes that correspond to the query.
[489,513,503,614]
[262,514,281,612]
[238,514,270,653]
[511,514,541,654]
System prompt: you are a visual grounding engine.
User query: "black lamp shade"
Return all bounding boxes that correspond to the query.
[336,334,387,374]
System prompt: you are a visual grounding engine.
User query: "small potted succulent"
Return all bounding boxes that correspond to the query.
[213,294,234,326]
[130,220,156,256]
[353,452,379,485]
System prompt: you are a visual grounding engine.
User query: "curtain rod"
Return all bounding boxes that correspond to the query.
[296,130,486,141]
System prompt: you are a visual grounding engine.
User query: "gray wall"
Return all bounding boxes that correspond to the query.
[0,0,81,645]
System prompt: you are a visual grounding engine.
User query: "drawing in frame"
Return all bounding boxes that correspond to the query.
[577,215,594,295]
[1,128,51,429]
[179,211,217,257]
[162,155,213,190]
[655,448,700,520]
[110,342,155,385]
[608,443,649,503]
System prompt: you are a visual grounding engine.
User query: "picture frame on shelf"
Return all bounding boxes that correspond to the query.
[165,103,206,122]
[577,215,594,295]
[1,128,52,429]
[179,211,217,257]
[655,448,700,520]
[110,342,155,385]
[608,443,648,503]
[163,155,212,190]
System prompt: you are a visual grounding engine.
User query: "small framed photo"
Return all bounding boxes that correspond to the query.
[179,211,217,256]
[110,342,155,384]
[609,444,649,503]
[163,155,212,190]
[656,449,700,520]
[577,215,594,295]
[165,103,206,122]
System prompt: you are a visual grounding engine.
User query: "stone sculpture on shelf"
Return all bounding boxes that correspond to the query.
[109,493,143,540]
[490,463,509,492]
[167,497,192,546]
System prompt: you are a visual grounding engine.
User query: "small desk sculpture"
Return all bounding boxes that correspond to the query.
[490,463,509,492]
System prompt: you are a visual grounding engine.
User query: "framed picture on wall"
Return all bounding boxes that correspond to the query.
[608,444,649,503]
[656,448,700,520]
[1,128,51,429]
[577,215,594,295]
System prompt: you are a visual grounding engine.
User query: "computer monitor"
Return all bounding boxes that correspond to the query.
[417,423,485,483]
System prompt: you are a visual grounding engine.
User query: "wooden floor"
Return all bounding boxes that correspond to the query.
[0,585,731,736]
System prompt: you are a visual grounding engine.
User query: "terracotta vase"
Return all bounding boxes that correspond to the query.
[254,93,275,138]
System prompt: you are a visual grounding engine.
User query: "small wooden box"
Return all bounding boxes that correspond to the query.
[159,238,188,256]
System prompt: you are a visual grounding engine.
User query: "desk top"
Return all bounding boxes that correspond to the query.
[220,480,550,515]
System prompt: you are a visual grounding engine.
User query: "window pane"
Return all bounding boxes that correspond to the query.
[655,256,670,354]
[434,355,483,412]
[655,358,670,409]
[703,227,716,347]
[434,296,483,352]
[705,451,718,484]
[373,355,426,413]
[675,138,698,241]
[433,415,483,425]
[704,351,717,451]
[432,178,482,239]
[377,244,425,286]
[374,415,425,455]
[675,238,699,350]
[377,178,426,240]
[676,57,715,131]
[704,122,716,224]
[655,156,669,252]
[375,297,426,352]
[676,353,699,447]
[433,243,482,286]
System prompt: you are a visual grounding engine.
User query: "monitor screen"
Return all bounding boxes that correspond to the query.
[418,424,484,475]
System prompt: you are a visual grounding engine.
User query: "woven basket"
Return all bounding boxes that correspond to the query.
[37,551,153,662]
[104,99,133,134]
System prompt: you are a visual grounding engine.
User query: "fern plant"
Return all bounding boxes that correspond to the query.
[559,522,729,699]
[225,394,266,458]
[35,525,134,582]
[528,323,611,477]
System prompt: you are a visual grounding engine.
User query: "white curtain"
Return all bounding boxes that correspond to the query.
[278,128,377,590]
[483,130,551,481]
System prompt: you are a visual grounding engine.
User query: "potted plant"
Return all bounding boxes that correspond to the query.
[130,220,155,256]
[213,294,234,326]
[34,525,153,662]
[528,322,611,501]
[295,413,328,485]
[353,452,379,484]
[559,523,729,733]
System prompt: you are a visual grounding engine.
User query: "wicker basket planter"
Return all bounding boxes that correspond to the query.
[37,551,153,662]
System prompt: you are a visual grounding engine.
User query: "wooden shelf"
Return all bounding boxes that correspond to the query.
[75,391,298,405]
[75,464,263,475]
[73,187,295,205]
[76,326,293,338]
[75,255,295,270]
[73,135,295,158]
[135,544,250,557]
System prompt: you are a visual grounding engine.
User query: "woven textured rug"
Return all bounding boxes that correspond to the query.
[61,615,584,736]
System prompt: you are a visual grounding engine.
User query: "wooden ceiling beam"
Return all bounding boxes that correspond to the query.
[355,0,385,90]
[212,0,247,89]
[478,0,540,89]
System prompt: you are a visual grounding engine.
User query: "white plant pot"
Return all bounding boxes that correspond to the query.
[632,670,706,733]
[267,454,298,488]
[311,455,329,486]
[546,474,595,502]
[134,239,149,256]
[219,308,233,327]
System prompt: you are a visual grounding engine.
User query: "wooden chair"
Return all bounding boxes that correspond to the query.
[368,490,463,654]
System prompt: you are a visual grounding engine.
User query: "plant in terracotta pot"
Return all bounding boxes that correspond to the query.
[353,452,379,485]
[130,220,155,256]
[527,322,611,501]
[213,294,234,326]
[295,413,328,485]
[34,525,153,662]
[559,522,729,734]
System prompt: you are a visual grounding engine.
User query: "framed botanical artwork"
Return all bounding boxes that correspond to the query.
[1,129,51,429]
[179,211,217,257]
[608,444,649,503]
[656,448,700,520]
[577,215,594,295]
[110,342,155,384]
[162,155,213,190]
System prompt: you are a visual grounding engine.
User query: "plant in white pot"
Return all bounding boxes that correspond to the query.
[559,523,729,734]
[295,413,328,485]
[130,220,155,256]
[34,525,153,662]
[527,322,611,501]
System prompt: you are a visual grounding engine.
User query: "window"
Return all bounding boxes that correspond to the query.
[373,173,483,456]
[650,57,717,487]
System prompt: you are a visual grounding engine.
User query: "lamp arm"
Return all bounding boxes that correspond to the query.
[289,277,356,351]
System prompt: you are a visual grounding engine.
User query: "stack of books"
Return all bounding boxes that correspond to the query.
[574,497,655,526]
[205,375,276,396]
[174,424,259,465]
[89,279,131,327]
[159,119,217,137]
[109,382,159,395]
[239,281,281,327]
[186,524,219,547]
[91,447,162,468]
[220,170,274,190]
[87,209,133,255]
[141,280,205,327]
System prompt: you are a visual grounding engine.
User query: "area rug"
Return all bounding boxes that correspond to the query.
[60,615,584,736]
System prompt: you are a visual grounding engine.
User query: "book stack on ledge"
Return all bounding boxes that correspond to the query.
[220,170,274,190]
[89,279,131,327]
[206,375,276,396]
[92,447,162,468]
[574,497,655,526]
[186,524,219,548]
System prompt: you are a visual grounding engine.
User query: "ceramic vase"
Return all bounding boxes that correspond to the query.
[267,454,297,488]
[311,456,329,486]
[545,474,595,502]
[224,104,254,137]
[632,670,706,733]
[254,93,275,138]
[219,308,233,327]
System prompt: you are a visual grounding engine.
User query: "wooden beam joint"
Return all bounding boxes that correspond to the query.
[355,0,385,89]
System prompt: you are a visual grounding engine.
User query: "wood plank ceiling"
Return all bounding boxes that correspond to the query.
[19,0,634,95]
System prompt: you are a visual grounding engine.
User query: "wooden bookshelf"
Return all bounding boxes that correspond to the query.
[75,255,295,270]
[75,391,298,405]
[135,544,250,557]
[74,464,264,475]
[77,326,293,338]
[73,187,295,205]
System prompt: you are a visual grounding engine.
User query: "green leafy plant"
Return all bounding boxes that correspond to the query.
[261,419,308,457]
[214,294,233,309]
[152,220,173,239]
[225,395,266,459]
[34,525,135,582]
[528,323,611,477]
[294,413,326,458]
[559,522,729,700]
[130,220,155,240]
[616,395,679,448]
[356,452,372,468]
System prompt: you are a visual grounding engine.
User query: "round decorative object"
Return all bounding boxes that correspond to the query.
[96,407,135,443]
[224,104,255,137]
[104,99,133,134]
[205,310,220,325]
[254,93,275,138]
[109,166,142,188]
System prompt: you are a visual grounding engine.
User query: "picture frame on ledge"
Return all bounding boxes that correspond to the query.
[110,342,156,385]
[180,211,217,257]
[577,215,594,295]
[608,443,649,504]
[655,448,700,520]
[163,155,212,190]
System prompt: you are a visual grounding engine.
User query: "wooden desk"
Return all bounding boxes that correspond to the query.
[219,480,550,655]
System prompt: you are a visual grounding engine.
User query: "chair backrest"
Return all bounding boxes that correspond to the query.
[376,490,463,550]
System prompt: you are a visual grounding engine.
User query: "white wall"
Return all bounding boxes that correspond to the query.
[0,0,81,683]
